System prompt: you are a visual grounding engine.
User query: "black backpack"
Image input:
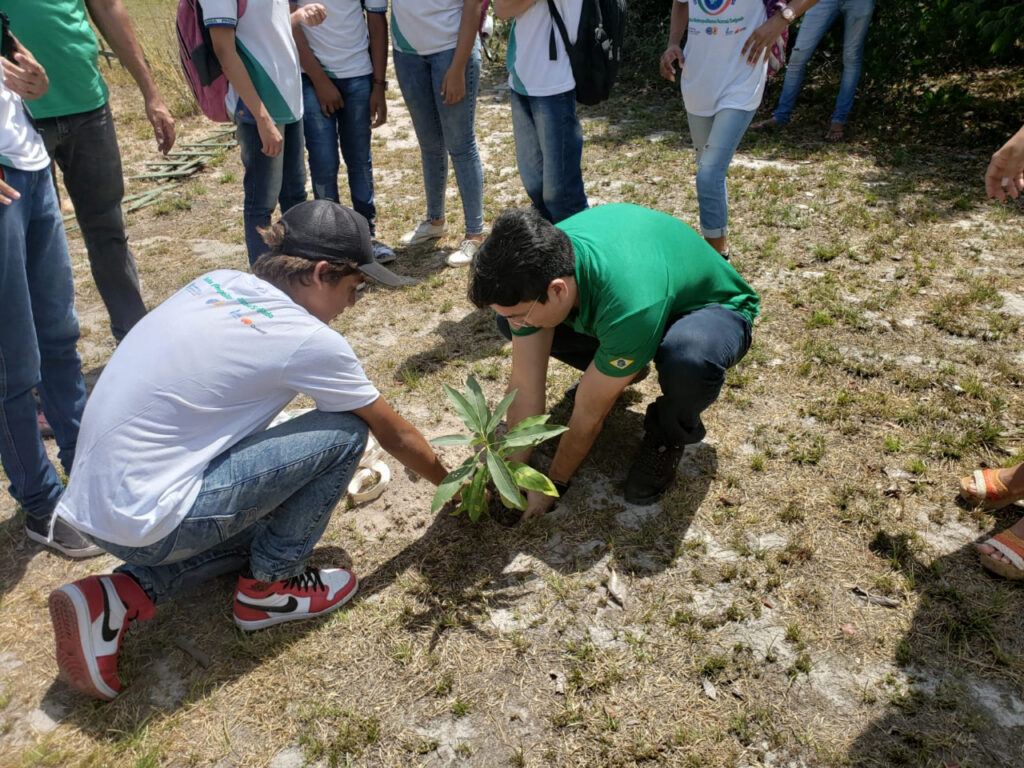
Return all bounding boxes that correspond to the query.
[546,0,627,107]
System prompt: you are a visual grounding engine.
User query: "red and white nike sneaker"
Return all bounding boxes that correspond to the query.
[233,567,358,631]
[48,573,156,701]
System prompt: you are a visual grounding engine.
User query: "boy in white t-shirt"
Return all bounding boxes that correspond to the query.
[0,39,94,559]
[47,201,448,702]
[292,0,396,263]
[495,0,588,224]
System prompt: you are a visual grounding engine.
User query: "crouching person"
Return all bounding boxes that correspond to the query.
[47,201,445,701]
[467,204,759,518]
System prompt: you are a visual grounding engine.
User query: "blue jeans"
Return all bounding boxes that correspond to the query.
[236,117,307,265]
[686,108,756,239]
[393,45,484,235]
[302,74,377,235]
[92,410,368,604]
[0,164,87,528]
[496,304,751,446]
[34,103,147,341]
[509,88,588,224]
[773,0,875,126]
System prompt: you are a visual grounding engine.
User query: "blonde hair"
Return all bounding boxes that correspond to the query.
[253,221,358,287]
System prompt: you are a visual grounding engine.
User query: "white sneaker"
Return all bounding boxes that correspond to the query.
[372,240,396,264]
[447,239,480,267]
[400,220,445,247]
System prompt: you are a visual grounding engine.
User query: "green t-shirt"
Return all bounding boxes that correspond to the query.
[514,204,760,377]
[7,0,108,119]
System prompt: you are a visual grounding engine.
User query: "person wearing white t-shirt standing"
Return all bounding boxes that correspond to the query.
[293,0,396,263]
[495,0,588,224]
[659,0,817,258]
[391,0,486,267]
[46,201,451,702]
[204,0,325,265]
[1,37,94,558]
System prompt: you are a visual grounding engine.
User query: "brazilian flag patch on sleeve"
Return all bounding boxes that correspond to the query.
[610,358,634,370]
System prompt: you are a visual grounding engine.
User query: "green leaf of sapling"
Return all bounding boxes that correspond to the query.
[486,449,525,510]
[430,454,478,514]
[485,389,518,437]
[465,376,490,435]
[442,383,484,435]
[429,433,477,447]
[507,462,558,496]
[497,423,569,451]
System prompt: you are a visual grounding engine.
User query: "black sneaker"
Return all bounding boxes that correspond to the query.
[26,512,104,559]
[623,429,684,505]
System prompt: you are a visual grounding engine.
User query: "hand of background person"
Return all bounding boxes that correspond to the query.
[369,84,387,128]
[521,488,557,521]
[294,3,327,27]
[985,125,1024,201]
[658,45,684,82]
[741,14,785,66]
[0,173,20,206]
[257,117,283,157]
[440,64,467,105]
[314,78,344,116]
[144,96,176,154]
[1,36,48,100]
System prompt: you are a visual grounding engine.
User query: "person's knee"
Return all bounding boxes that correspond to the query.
[659,350,726,389]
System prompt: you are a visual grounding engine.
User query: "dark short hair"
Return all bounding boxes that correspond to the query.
[468,208,575,308]
[253,221,358,287]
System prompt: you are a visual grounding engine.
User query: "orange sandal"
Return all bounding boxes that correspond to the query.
[979,529,1024,580]
[959,468,1024,510]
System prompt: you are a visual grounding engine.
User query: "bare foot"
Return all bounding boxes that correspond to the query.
[977,515,1024,566]
[750,118,780,132]
[825,122,845,142]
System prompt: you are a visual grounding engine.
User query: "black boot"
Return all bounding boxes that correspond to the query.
[623,426,684,505]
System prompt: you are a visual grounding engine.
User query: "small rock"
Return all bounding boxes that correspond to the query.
[268,747,305,768]
[841,623,857,636]
[702,679,717,700]
[550,671,566,695]
[606,568,628,609]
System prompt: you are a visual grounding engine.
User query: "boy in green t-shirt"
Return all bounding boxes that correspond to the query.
[468,204,759,516]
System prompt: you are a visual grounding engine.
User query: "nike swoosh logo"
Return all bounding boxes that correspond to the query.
[100,580,120,643]
[235,596,299,613]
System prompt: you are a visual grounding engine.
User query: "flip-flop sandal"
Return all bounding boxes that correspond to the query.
[979,528,1024,580]
[348,435,391,503]
[825,124,845,142]
[959,468,1024,510]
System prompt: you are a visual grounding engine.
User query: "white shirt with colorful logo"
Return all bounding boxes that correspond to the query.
[678,0,768,116]
[203,0,303,123]
[391,0,464,56]
[57,270,380,547]
[506,0,581,97]
[297,0,386,80]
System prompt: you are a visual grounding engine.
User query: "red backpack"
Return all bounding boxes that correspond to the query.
[176,0,247,122]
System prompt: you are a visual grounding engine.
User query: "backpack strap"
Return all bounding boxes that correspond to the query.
[546,0,572,62]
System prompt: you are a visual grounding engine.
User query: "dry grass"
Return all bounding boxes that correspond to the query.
[2,7,1024,768]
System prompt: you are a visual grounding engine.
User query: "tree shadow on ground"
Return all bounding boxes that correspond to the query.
[846,508,1024,767]
[394,307,509,382]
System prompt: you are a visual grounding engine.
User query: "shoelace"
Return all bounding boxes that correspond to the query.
[283,568,326,592]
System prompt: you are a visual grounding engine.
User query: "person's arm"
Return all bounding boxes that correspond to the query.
[986,124,1024,201]
[741,0,819,66]
[1,36,48,100]
[440,0,482,105]
[0,170,20,205]
[493,0,535,21]
[504,327,556,464]
[83,0,175,154]
[658,0,689,83]
[353,397,449,486]
[367,10,388,127]
[209,26,282,157]
[290,2,343,117]
[522,364,635,519]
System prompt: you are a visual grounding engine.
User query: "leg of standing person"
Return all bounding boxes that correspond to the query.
[335,75,379,233]
[277,120,308,216]
[0,165,93,556]
[624,304,752,503]
[828,0,874,131]
[509,90,552,222]
[687,108,756,256]
[35,105,148,342]
[429,44,486,265]
[394,49,448,242]
[529,90,588,224]
[302,76,343,203]
[237,119,287,265]
[770,0,840,127]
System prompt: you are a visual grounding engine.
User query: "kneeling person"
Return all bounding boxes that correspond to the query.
[48,201,443,701]
[468,204,759,517]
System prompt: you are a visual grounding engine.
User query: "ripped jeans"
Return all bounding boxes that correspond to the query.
[685,108,756,239]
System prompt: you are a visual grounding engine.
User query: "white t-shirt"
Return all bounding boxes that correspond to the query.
[506,0,581,97]
[297,0,386,80]
[678,0,768,116]
[203,0,303,123]
[391,0,464,56]
[0,80,49,172]
[57,270,380,547]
